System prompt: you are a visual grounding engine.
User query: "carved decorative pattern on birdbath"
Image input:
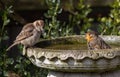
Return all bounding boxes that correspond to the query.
[26,35,120,77]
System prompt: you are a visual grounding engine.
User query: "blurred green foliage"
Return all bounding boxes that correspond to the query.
[0,6,12,42]
[44,0,93,39]
[0,4,48,77]
[99,0,120,35]
[70,0,93,34]
[44,0,73,39]
[74,0,93,34]
[0,5,12,76]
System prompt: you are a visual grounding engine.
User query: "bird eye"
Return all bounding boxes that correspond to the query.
[89,34,94,37]
[36,22,40,26]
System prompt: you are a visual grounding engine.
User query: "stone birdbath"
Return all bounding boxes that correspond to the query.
[26,35,120,77]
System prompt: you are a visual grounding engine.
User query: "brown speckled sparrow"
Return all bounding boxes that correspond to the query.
[6,20,44,55]
[85,30,111,50]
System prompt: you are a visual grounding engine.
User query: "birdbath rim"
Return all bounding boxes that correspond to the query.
[26,35,120,72]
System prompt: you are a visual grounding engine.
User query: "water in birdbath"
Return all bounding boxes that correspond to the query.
[43,43,120,50]
[44,43,87,50]
[36,36,120,50]
[36,41,120,50]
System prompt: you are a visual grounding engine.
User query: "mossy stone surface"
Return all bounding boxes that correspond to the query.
[27,35,120,72]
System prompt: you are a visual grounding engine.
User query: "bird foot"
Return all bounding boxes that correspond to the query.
[22,47,26,55]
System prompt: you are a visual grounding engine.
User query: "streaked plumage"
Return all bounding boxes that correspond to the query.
[85,31,111,50]
[6,20,44,55]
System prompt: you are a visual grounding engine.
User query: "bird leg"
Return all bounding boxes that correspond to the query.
[22,46,27,55]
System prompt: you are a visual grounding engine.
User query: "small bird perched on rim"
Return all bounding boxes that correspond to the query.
[85,30,111,50]
[6,20,44,55]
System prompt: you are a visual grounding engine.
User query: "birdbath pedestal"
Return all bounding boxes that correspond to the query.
[26,35,120,77]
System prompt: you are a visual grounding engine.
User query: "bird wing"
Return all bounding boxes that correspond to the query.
[89,38,101,50]
[14,23,34,42]
[98,37,111,49]
[87,42,93,50]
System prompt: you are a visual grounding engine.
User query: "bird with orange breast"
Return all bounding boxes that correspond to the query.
[6,20,44,55]
[85,30,111,50]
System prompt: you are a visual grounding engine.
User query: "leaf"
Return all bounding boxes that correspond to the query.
[15,64,21,69]
[2,36,9,40]
[101,17,106,22]
[3,71,8,77]
[3,19,10,26]
[6,58,14,65]
[58,8,62,14]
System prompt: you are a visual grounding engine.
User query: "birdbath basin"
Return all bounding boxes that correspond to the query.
[26,35,120,77]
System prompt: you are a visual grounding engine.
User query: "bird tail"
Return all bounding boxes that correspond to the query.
[6,42,18,51]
